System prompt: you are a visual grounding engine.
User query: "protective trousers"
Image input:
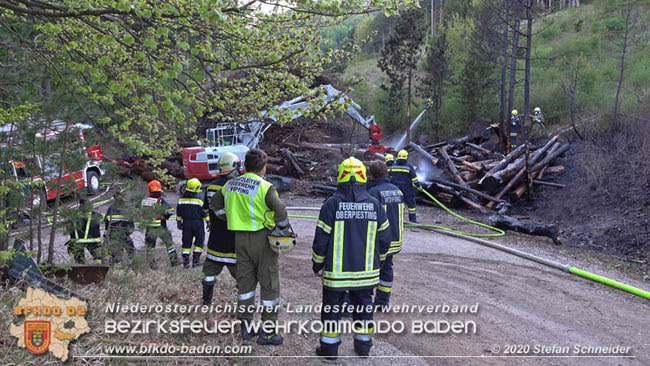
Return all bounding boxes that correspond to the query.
[202,260,237,305]
[374,255,394,306]
[320,288,374,355]
[181,219,204,263]
[106,231,135,265]
[145,227,178,267]
[397,184,417,223]
[67,240,102,264]
[235,229,279,322]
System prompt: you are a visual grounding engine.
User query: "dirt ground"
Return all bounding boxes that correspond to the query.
[18,190,649,365]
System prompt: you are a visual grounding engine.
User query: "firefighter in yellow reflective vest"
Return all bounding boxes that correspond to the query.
[65,198,103,264]
[211,148,289,345]
[177,178,208,268]
[140,180,178,269]
[388,149,420,223]
[312,157,391,359]
[202,152,241,306]
[368,161,405,308]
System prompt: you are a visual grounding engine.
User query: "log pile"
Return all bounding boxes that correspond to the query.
[412,134,569,212]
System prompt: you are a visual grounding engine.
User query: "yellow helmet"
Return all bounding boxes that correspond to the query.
[337,157,367,184]
[385,153,395,163]
[511,109,518,116]
[186,178,202,192]
[268,226,298,255]
[397,149,408,160]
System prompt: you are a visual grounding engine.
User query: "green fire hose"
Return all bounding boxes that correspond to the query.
[286,188,650,301]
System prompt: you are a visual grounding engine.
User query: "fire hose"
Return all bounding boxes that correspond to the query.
[286,189,650,301]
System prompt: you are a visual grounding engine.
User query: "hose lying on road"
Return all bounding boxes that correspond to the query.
[287,200,650,300]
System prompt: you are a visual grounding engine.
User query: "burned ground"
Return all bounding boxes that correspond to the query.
[515,118,650,264]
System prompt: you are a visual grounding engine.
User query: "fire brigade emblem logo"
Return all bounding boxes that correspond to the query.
[24,320,51,354]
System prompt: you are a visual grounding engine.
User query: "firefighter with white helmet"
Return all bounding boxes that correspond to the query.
[201,152,241,305]
[532,107,545,128]
[510,109,520,150]
[141,180,178,269]
[388,149,420,223]
[211,148,289,345]
[177,178,208,268]
[312,157,391,359]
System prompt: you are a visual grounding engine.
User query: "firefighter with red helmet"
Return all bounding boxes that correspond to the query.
[202,152,241,306]
[140,180,178,269]
[312,157,391,359]
[177,178,208,268]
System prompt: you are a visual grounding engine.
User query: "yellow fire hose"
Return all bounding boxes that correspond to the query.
[286,189,650,301]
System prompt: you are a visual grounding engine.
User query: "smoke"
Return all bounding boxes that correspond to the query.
[411,154,442,182]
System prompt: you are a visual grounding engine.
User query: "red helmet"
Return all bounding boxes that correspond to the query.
[148,180,162,192]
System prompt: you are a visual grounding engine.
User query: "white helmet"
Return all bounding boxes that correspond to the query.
[218,152,241,176]
[534,107,541,113]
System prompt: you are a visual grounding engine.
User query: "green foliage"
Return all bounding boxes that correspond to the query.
[539,22,561,41]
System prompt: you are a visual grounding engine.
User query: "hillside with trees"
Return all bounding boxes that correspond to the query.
[327,0,649,141]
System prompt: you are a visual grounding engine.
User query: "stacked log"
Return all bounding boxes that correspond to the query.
[410,133,569,212]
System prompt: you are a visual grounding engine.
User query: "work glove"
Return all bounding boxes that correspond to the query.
[271,226,292,238]
[177,221,183,230]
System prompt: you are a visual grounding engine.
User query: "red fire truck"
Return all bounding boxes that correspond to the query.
[2,121,105,208]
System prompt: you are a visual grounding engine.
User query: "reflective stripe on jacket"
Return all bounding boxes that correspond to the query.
[388,160,419,187]
[71,212,102,244]
[312,183,391,291]
[204,176,236,263]
[141,194,173,228]
[176,191,208,222]
[368,178,404,255]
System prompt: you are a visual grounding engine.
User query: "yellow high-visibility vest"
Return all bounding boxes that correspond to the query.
[222,173,275,231]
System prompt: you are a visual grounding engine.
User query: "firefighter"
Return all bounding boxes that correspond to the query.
[211,148,289,345]
[104,190,135,265]
[141,180,178,269]
[65,198,103,264]
[369,121,382,146]
[176,178,208,268]
[510,109,520,150]
[202,152,241,306]
[367,161,404,308]
[532,106,545,129]
[388,149,420,223]
[312,157,391,359]
[384,153,395,167]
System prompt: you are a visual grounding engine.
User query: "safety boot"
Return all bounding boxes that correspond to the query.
[192,254,202,267]
[353,339,372,357]
[202,284,214,306]
[149,260,158,270]
[315,340,341,360]
[408,213,417,223]
[256,330,283,345]
[182,255,190,268]
[169,255,179,267]
[240,319,259,341]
